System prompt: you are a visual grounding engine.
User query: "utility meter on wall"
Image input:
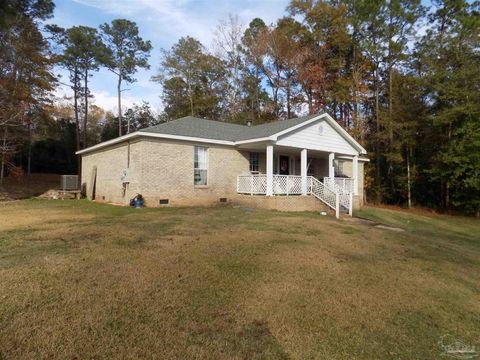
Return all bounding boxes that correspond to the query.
[121,168,129,183]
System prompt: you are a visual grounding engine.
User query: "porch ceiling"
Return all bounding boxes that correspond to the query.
[235,141,271,151]
[273,146,331,158]
[237,143,349,159]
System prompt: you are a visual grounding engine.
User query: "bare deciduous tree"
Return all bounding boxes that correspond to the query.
[213,14,245,118]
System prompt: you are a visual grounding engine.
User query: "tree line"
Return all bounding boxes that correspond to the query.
[1,0,155,178]
[0,0,479,215]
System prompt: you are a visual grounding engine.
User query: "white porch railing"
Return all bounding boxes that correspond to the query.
[237,174,353,218]
[237,174,267,195]
[324,177,354,194]
[338,192,353,216]
[309,176,337,212]
[273,175,303,195]
[237,174,303,195]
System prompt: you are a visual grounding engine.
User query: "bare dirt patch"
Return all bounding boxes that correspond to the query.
[0,173,61,201]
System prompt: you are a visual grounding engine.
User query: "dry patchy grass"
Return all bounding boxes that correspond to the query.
[0,200,479,359]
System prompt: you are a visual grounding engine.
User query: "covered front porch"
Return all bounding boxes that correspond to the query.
[236,144,360,217]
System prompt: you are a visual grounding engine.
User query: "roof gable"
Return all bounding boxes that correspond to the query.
[276,118,358,155]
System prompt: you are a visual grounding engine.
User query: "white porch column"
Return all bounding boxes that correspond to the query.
[301,148,308,195]
[266,144,273,196]
[353,155,359,195]
[328,152,335,178]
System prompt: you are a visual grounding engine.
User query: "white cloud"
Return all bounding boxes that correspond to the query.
[72,0,216,44]
[54,82,162,114]
[71,0,288,48]
[54,62,162,113]
[91,90,127,112]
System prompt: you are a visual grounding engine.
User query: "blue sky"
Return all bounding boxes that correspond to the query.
[51,0,290,113]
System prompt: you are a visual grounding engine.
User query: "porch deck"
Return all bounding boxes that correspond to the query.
[236,174,354,218]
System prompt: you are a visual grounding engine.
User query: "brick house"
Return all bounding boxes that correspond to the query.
[77,113,368,217]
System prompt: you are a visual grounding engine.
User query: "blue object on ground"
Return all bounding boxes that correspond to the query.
[134,198,144,208]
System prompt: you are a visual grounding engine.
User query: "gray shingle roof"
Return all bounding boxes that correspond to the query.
[139,114,323,142]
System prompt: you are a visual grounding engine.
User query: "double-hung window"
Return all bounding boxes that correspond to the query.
[194,146,208,185]
[249,152,259,173]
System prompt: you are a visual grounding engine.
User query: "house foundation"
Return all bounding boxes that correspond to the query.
[232,194,333,213]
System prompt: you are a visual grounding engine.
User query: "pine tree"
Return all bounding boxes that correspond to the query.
[100,19,152,135]
[153,37,226,120]
[420,0,480,214]
[241,18,269,123]
[60,26,109,150]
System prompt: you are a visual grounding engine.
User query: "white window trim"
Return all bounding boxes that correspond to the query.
[194,146,208,186]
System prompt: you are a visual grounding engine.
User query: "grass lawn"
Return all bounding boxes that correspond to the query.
[0,200,479,359]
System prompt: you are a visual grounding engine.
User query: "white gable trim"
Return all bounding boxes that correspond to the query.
[269,113,367,154]
[275,120,358,155]
[235,114,367,155]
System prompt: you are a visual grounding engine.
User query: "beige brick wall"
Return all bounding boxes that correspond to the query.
[81,138,250,207]
[233,194,332,213]
[139,138,249,207]
[359,162,365,205]
[81,140,142,205]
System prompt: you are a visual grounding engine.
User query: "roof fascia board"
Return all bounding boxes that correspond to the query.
[142,132,235,146]
[76,132,235,155]
[234,137,274,145]
[336,155,370,162]
[75,132,138,155]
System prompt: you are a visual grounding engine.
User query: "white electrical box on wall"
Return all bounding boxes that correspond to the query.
[121,168,129,183]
